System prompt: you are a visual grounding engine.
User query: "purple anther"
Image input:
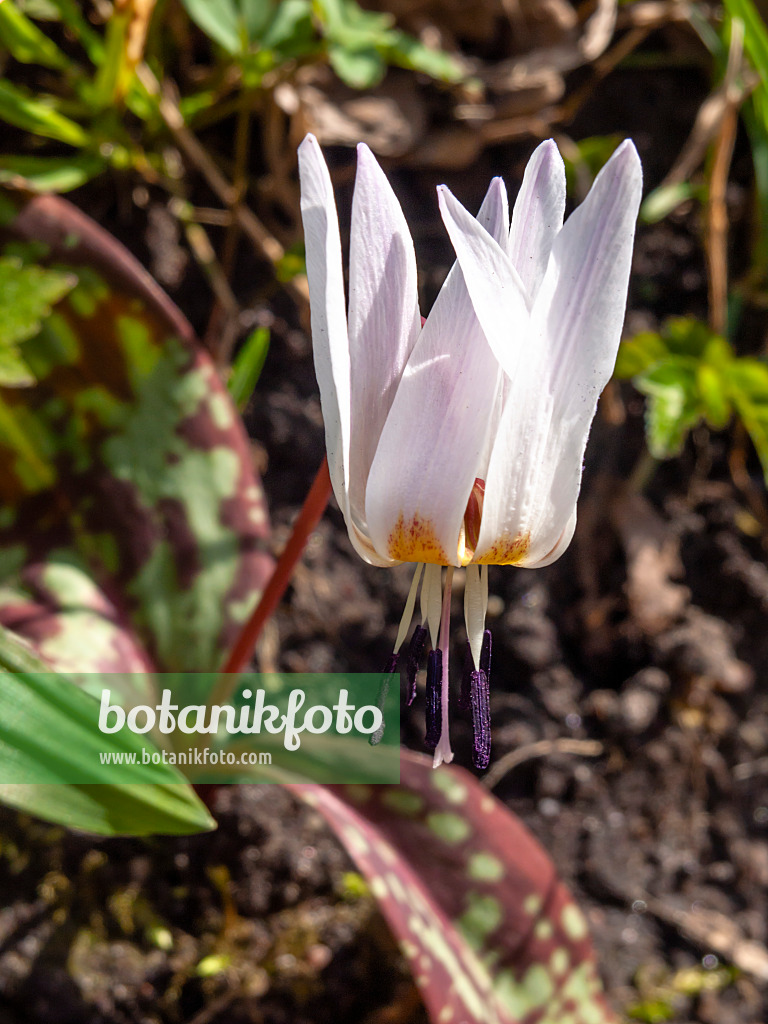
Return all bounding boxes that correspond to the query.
[458,640,472,711]
[383,651,398,676]
[480,628,492,679]
[405,625,427,706]
[425,649,442,751]
[471,668,491,770]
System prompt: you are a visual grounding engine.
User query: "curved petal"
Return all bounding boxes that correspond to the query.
[298,134,395,566]
[437,185,530,382]
[473,383,585,566]
[365,180,510,567]
[347,144,422,532]
[532,139,643,412]
[507,139,566,302]
[298,134,349,510]
[475,140,641,566]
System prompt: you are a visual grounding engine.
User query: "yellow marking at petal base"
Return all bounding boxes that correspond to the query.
[388,512,451,564]
[475,531,531,565]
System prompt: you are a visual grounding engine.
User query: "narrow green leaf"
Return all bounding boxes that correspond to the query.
[0,0,69,69]
[724,0,768,80]
[0,153,105,192]
[0,80,88,146]
[0,628,215,836]
[228,326,269,410]
[640,182,696,224]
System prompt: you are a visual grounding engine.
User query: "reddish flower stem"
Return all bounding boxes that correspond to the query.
[221,456,333,675]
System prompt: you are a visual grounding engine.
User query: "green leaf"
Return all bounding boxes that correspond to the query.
[664,316,721,358]
[260,0,313,52]
[228,326,269,410]
[0,345,36,387]
[385,30,464,83]
[724,0,768,81]
[614,331,668,378]
[328,41,385,87]
[696,363,731,429]
[179,0,242,53]
[635,360,700,458]
[316,0,394,48]
[0,627,215,836]
[725,358,768,480]
[640,182,696,224]
[0,152,106,192]
[0,0,69,69]
[0,79,88,146]
[290,751,620,1024]
[0,256,75,348]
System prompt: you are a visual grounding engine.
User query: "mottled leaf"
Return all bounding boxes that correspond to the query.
[291,751,618,1024]
[0,192,272,674]
[0,255,75,348]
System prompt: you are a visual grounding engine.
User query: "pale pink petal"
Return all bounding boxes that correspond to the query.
[532,139,642,413]
[507,139,566,301]
[437,185,530,381]
[474,140,642,566]
[298,134,395,566]
[364,180,509,567]
[347,144,422,533]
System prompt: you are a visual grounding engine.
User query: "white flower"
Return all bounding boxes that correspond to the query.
[298,133,642,767]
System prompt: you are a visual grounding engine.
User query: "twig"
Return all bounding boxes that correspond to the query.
[216,456,333,685]
[705,21,743,335]
[203,83,255,364]
[483,738,604,790]
[136,64,310,313]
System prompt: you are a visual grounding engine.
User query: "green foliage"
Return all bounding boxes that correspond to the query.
[228,325,270,410]
[0,626,215,836]
[722,0,768,272]
[640,182,697,224]
[615,317,768,479]
[178,0,463,87]
[0,0,68,69]
[0,256,75,386]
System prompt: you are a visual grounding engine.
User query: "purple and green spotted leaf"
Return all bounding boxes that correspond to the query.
[291,750,617,1024]
[0,192,272,674]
